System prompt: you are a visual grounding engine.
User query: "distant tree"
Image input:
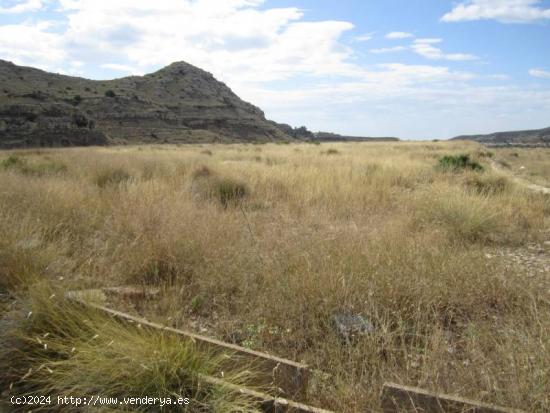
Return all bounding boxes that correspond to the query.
[293,126,314,139]
[73,95,82,105]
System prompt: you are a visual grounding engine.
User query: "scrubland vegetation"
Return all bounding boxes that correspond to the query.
[492,147,550,187]
[0,142,549,411]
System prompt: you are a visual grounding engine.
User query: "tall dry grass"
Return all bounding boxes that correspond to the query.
[0,285,261,412]
[0,142,549,411]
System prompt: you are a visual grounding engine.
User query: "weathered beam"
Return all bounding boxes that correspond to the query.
[201,375,334,413]
[66,289,310,401]
[381,382,524,413]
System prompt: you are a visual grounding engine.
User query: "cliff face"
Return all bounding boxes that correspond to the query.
[0,60,291,148]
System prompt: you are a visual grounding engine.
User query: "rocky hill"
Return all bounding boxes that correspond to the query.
[452,127,550,147]
[314,132,399,142]
[0,60,291,148]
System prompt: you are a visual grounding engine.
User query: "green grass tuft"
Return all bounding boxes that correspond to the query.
[216,178,248,208]
[1,156,67,176]
[0,286,261,412]
[94,168,132,188]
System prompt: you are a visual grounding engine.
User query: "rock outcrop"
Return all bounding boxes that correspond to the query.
[0,60,292,148]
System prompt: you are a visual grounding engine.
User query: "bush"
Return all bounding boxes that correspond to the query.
[438,154,483,172]
[1,155,25,170]
[476,150,493,158]
[190,167,248,207]
[94,168,132,188]
[217,178,248,208]
[322,148,340,155]
[1,156,67,176]
[25,161,67,176]
[104,89,116,98]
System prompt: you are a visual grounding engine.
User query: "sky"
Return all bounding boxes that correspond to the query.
[0,0,549,139]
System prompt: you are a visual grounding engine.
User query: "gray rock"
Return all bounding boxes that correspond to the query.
[332,312,374,344]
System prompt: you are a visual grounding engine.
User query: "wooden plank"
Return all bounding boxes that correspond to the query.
[66,289,310,401]
[201,375,334,413]
[381,383,524,413]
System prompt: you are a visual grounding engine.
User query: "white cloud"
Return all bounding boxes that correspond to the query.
[414,38,443,44]
[252,79,550,139]
[354,33,373,42]
[101,63,144,75]
[45,0,359,84]
[529,68,550,79]
[369,46,407,54]
[487,74,510,80]
[385,31,414,39]
[442,0,550,23]
[0,0,44,14]
[412,38,477,61]
[0,21,66,70]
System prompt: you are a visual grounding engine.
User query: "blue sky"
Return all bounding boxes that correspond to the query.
[1,0,549,139]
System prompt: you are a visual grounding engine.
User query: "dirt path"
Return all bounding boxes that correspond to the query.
[486,160,549,290]
[490,159,550,195]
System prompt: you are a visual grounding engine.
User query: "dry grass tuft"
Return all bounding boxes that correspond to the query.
[0,285,262,412]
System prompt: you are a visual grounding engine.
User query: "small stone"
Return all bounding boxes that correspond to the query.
[15,238,41,250]
[332,312,374,344]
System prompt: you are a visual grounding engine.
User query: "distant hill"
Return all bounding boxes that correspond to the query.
[452,127,550,147]
[0,60,292,148]
[314,131,399,142]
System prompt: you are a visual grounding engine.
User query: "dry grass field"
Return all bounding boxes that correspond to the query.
[492,147,550,187]
[0,141,549,412]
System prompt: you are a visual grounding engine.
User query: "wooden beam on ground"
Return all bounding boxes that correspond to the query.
[381,382,524,413]
[66,289,310,401]
[201,375,335,413]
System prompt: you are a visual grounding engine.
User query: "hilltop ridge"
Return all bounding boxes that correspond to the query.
[0,60,292,148]
[452,126,550,147]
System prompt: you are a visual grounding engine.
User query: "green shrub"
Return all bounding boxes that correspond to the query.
[217,178,248,208]
[191,295,205,314]
[94,168,132,188]
[25,159,68,176]
[438,154,483,172]
[0,155,25,170]
[105,89,116,98]
[476,150,493,158]
[1,156,67,176]
[190,167,249,208]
